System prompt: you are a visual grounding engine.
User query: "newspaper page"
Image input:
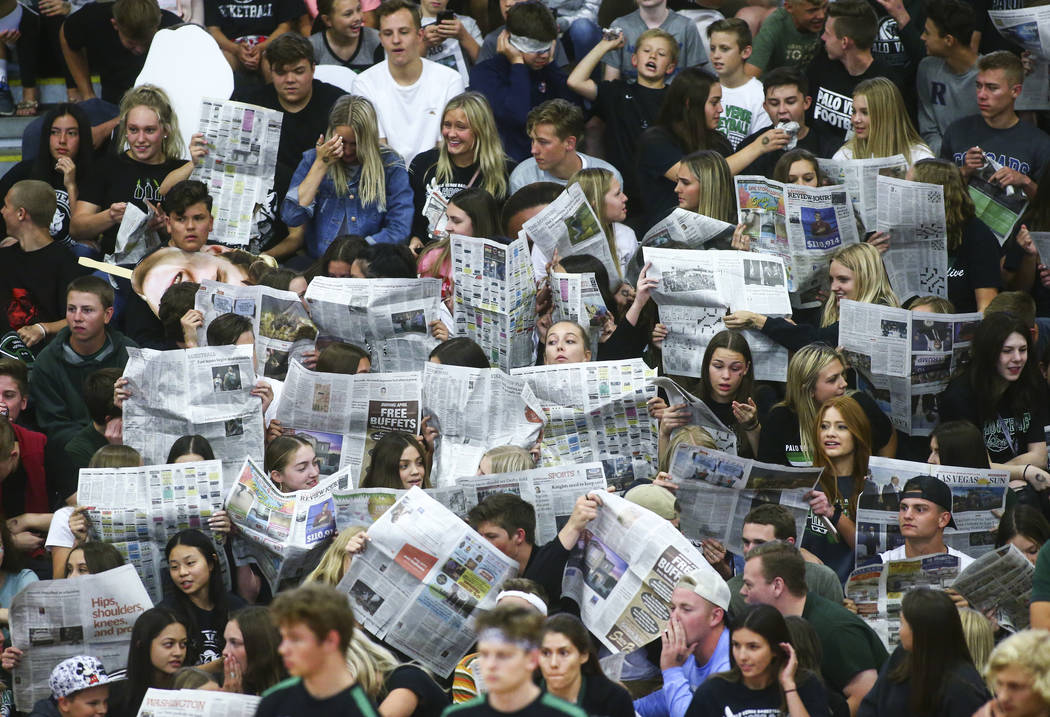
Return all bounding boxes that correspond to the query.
[511,359,658,484]
[77,460,229,600]
[649,376,737,455]
[967,155,1029,244]
[561,492,715,653]
[643,247,791,381]
[450,234,537,371]
[107,203,161,265]
[190,98,283,246]
[305,277,442,372]
[641,208,733,249]
[549,270,609,359]
[839,299,981,434]
[10,565,151,710]
[1018,57,1050,111]
[422,362,546,486]
[818,155,909,231]
[854,456,1009,563]
[736,176,860,295]
[989,6,1050,59]
[667,444,822,554]
[951,543,1034,630]
[522,182,621,284]
[195,280,318,380]
[337,487,518,675]
[137,688,261,717]
[121,345,265,473]
[1031,232,1050,265]
[875,176,948,301]
[275,361,421,480]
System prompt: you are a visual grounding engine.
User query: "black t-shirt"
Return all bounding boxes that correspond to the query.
[635,126,733,228]
[947,217,1003,314]
[258,679,379,717]
[204,0,304,41]
[61,3,182,104]
[756,392,893,466]
[159,592,248,664]
[576,674,634,717]
[685,673,830,717]
[593,80,666,200]
[806,54,902,147]
[385,665,449,717]
[0,162,80,248]
[407,149,515,240]
[446,692,587,717]
[801,474,858,583]
[971,0,1024,55]
[739,123,843,177]
[0,241,85,336]
[523,538,573,612]
[858,646,990,717]
[937,377,1048,463]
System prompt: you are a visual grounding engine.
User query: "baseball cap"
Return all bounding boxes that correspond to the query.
[49,656,120,699]
[902,475,957,529]
[676,567,731,612]
[625,484,679,522]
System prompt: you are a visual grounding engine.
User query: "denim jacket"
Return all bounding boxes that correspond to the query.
[282,147,414,257]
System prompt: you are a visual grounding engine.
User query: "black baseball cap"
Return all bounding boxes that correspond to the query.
[902,475,956,529]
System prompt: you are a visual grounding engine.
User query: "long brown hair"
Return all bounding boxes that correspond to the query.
[810,395,871,518]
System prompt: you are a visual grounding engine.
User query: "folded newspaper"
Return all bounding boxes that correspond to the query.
[875,175,948,301]
[966,155,1029,244]
[136,688,261,717]
[107,203,161,266]
[642,207,734,249]
[950,543,1034,630]
[523,182,621,285]
[648,376,737,455]
[818,155,908,232]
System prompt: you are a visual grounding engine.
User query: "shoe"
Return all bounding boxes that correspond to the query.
[0,84,14,116]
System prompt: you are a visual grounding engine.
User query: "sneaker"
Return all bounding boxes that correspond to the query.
[0,84,14,116]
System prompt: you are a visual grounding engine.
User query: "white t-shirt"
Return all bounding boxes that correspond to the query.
[718,77,772,149]
[832,143,935,165]
[509,152,624,194]
[355,58,466,165]
[879,543,975,571]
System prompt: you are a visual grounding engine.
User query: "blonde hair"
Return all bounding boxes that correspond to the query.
[659,425,716,473]
[482,445,534,473]
[680,150,735,223]
[325,95,393,211]
[910,294,955,313]
[843,78,929,164]
[985,629,1050,703]
[821,243,899,326]
[304,525,365,586]
[568,168,622,277]
[345,631,400,699]
[957,608,994,673]
[778,344,847,458]
[434,93,509,200]
[910,159,974,252]
[89,444,144,468]
[118,84,185,161]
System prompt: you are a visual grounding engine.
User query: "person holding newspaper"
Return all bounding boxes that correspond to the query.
[266,436,323,491]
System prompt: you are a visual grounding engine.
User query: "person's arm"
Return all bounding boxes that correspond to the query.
[1004,226,1039,291]
[208,25,242,56]
[1032,601,1050,629]
[378,689,419,717]
[842,669,878,717]
[726,127,791,174]
[70,200,123,241]
[369,159,414,245]
[257,20,292,53]
[567,34,623,102]
[475,35,533,134]
[780,644,815,717]
[261,224,304,260]
[975,287,998,313]
[556,492,601,550]
[876,428,897,459]
[59,22,94,100]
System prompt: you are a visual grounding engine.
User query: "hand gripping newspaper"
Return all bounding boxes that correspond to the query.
[666,444,822,554]
[337,486,518,676]
[10,565,151,710]
[735,176,860,297]
[990,7,1050,111]
[511,359,658,482]
[648,376,738,455]
[305,277,443,372]
[838,299,982,434]
[818,155,909,231]
[327,482,472,531]
[422,362,546,486]
[108,204,161,265]
[965,153,1030,244]
[1030,232,1050,266]
[195,280,318,381]
[950,543,1035,630]
[121,344,265,473]
[275,361,421,481]
[190,98,283,248]
[450,234,537,371]
[136,688,261,717]
[77,460,230,600]
[561,491,715,653]
[641,207,734,249]
[643,247,791,381]
[549,270,609,360]
[875,175,949,301]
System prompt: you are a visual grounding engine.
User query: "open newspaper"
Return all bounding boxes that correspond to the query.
[511,359,658,484]
[562,492,713,653]
[642,208,733,248]
[422,362,546,486]
[818,155,908,231]
[549,270,608,359]
[1018,57,1050,111]
[108,203,161,265]
[967,155,1029,244]
[78,460,229,600]
[121,344,265,472]
[1031,231,1050,264]
[649,376,737,455]
[875,176,948,301]
[274,361,421,480]
[337,487,518,675]
[667,444,822,554]
[305,277,442,372]
[736,176,860,295]
[195,280,318,380]
[190,98,283,247]
[989,6,1050,59]
[10,565,152,710]
[839,299,981,434]
[136,688,261,717]
[450,234,536,371]
[855,456,1008,563]
[950,543,1035,630]
[643,247,791,381]
[523,182,621,284]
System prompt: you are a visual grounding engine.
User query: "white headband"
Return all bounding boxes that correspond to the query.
[477,627,538,649]
[497,590,548,615]
[508,34,554,54]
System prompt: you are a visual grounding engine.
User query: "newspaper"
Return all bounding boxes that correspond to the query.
[305,277,442,372]
[875,176,949,301]
[136,688,261,717]
[839,299,982,434]
[337,487,518,675]
[549,270,609,359]
[1018,57,1050,111]
[511,359,658,485]
[275,360,421,480]
[736,176,860,294]
[195,280,318,380]
[121,345,265,473]
[967,156,1029,244]
[667,444,822,554]
[522,183,621,284]
[107,203,161,265]
[422,362,546,486]
[951,543,1035,630]
[989,6,1050,60]
[649,376,737,455]
[1031,232,1050,264]
[190,98,283,246]
[450,234,537,371]
[643,247,791,381]
[78,460,229,600]
[854,456,1009,563]
[561,492,714,653]
[818,155,909,231]
[641,208,733,248]
[10,565,152,710]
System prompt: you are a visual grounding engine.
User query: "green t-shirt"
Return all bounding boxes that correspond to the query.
[1033,540,1050,602]
[802,593,888,693]
[749,8,822,72]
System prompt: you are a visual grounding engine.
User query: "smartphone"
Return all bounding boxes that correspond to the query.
[437,10,455,22]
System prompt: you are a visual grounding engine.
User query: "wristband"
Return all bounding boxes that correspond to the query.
[784,688,797,694]
[36,324,46,340]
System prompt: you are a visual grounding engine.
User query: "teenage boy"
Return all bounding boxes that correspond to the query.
[258,583,379,717]
[879,475,974,568]
[471,2,580,163]
[917,0,979,155]
[601,0,707,82]
[745,0,827,77]
[164,180,215,252]
[442,605,586,717]
[707,19,771,149]
[30,656,119,717]
[509,100,621,194]
[567,28,676,201]
[356,0,465,164]
[0,393,58,554]
[940,51,1050,199]
[64,368,124,473]
[477,0,570,67]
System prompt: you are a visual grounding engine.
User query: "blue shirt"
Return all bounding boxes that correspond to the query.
[634,626,731,717]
